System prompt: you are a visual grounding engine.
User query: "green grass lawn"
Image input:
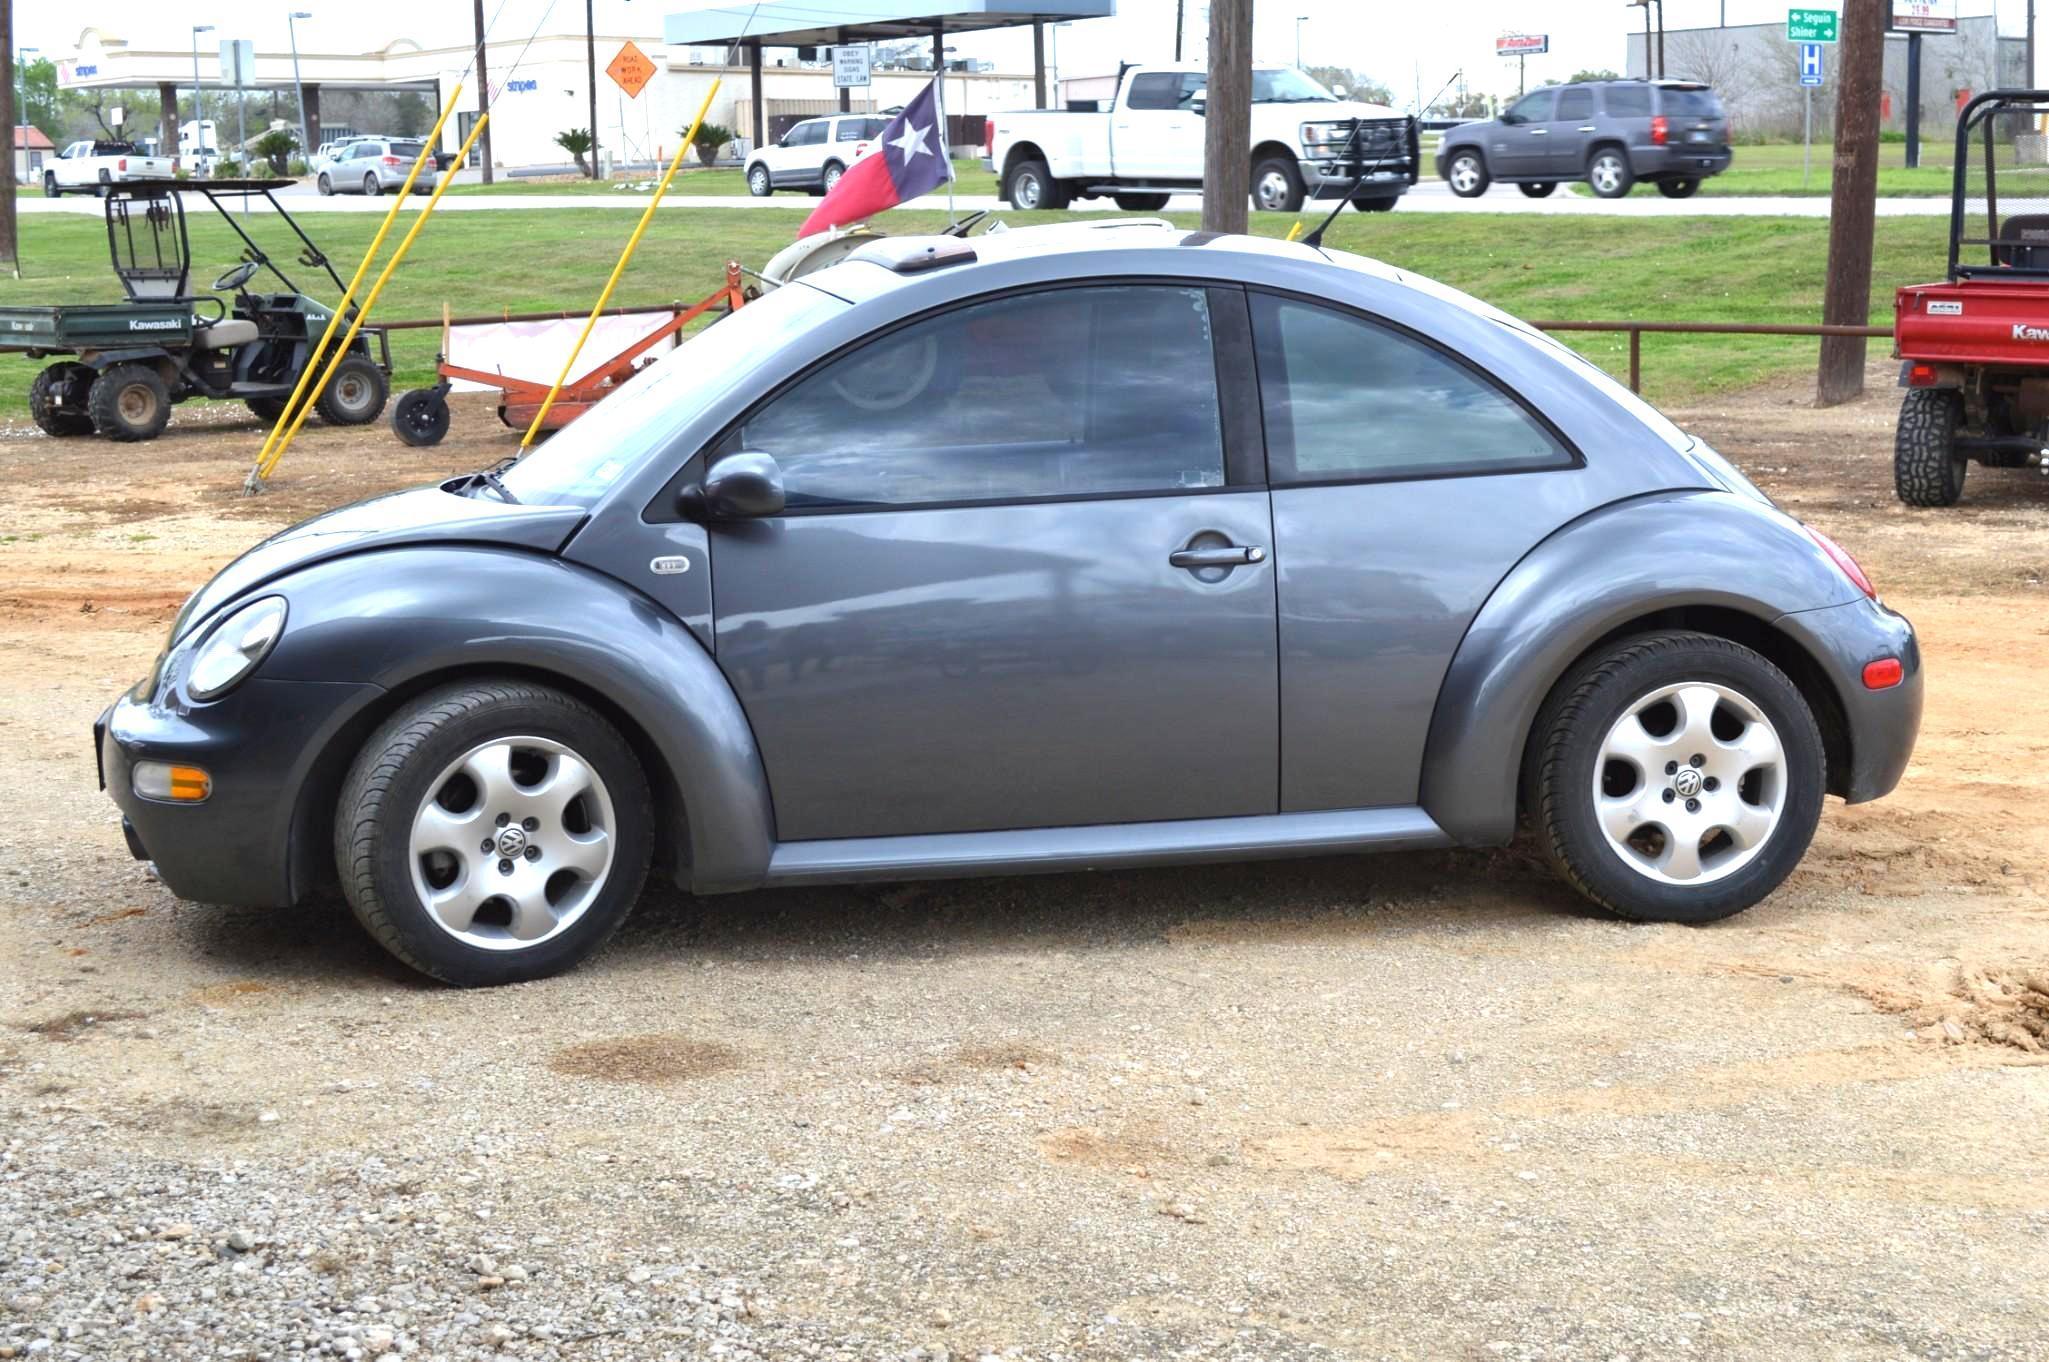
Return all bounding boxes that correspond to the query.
[445,159,1001,198]
[0,203,1948,424]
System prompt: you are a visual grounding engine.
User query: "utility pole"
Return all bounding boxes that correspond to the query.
[1818,0,1885,406]
[1,0,18,279]
[1174,0,1185,62]
[472,0,494,183]
[1202,0,1251,234]
[1904,30,1921,169]
[1654,0,1665,78]
[287,14,312,169]
[585,0,600,179]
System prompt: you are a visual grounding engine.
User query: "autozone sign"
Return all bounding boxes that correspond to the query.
[1496,34,1549,57]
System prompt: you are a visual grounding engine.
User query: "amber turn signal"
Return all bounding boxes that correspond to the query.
[133,761,212,803]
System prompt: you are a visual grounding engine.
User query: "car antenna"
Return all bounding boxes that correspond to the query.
[1301,69,1460,251]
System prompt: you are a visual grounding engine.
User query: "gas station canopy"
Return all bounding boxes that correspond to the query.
[663,1,1116,49]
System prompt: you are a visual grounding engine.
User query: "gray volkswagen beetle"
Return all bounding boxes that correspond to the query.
[96,224,1922,985]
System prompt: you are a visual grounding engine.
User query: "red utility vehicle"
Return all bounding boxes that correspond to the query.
[1893,90,2049,505]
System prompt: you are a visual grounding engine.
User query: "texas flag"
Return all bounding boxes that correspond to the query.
[798,77,953,238]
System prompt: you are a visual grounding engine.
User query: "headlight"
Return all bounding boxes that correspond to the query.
[186,596,288,701]
[1300,122,1346,148]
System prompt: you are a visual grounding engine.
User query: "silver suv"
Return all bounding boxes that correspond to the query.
[314,138,438,196]
[1437,79,1730,201]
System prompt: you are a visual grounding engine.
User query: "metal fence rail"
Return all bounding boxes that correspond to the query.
[1529,319,1891,393]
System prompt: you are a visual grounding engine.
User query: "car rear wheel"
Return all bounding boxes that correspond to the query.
[1526,632,1823,925]
[1445,150,1489,197]
[87,364,171,442]
[1517,181,1556,198]
[1350,195,1397,212]
[364,172,383,196]
[1251,156,1305,212]
[1658,178,1700,199]
[391,387,452,446]
[29,362,96,437]
[747,163,771,196]
[1586,148,1634,199]
[1004,158,1067,210]
[315,355,390,426]
[335,681,653,986]
[1894,388,1968,507]
[1114,192,1171,211]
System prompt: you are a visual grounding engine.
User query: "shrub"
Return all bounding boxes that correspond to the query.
[690,120,734,165]
[555,127,593,176]
[253,128,297,175]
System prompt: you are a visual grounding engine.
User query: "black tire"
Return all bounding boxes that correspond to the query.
[316,173,333,196]
[1893,388,1967,507]
[1350,196,1398,212]
[820,160,845,194]
[1658,178,1700,199]
[246,397,290,424]
[746,163,771,197]
[86,363,171,442]
[1004,158,1067,210]
[1518,181,1557,198]
[1586,147,1634,199]
[1114,192,1171,211]
[29,363,96,437]
[97,170,111,198]
[391,388,451,447]
[1525,632,1825,925]
[1445,149,1489,197]
[314,355,389,426]
[364,172,383,197]
[42,173,60,198]
[1251,155,1304,213]
[334,681,653,986]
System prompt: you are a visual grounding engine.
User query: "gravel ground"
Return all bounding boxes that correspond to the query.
[3,372,2048,1361]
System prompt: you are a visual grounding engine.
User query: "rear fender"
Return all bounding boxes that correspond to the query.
[260,545,775,892]
[1420,491,1860,846]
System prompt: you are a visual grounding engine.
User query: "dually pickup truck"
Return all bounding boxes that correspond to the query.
[983,65,1419,214]
[44,140,179,197]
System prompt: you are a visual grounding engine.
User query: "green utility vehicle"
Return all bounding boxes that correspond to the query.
[5,179,391,442]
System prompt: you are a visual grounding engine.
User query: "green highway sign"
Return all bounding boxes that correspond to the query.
[1787,8,1839,42]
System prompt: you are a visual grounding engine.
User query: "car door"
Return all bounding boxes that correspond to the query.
[772,120,827,185]
[1114,72,1201,180]
[1547,85,1597,176]
[1490,89,1555,177]
[702,283,1279,842]
[1247,292,1583,812]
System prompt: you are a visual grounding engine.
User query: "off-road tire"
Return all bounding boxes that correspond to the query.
[1251,155,1305,212]
[1658,178,1700,199]
[1893,388,1967,507]
[1518,181,1556,198]
[1004,158,1067,210]
[246,396,290,425]
[391,388,451,446]
[1524,631,1824,925]
[335,681,653,986]
[1445,149,1489,197]
[1114,192,1171,211]
[314,355,389,426]
[87,363,171,442]
[1586,147,1634,199]
[29,363,96,437]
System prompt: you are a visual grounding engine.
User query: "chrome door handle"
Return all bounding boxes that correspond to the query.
[1169,544,1265,569]
[1577,125,1597,132]
[1529,128,1548,135]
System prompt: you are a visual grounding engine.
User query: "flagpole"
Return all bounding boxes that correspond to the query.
[936,71,955,225]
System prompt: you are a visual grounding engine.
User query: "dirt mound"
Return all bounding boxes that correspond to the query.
[548,1033,741,1083]
[1902,965,2049,1052]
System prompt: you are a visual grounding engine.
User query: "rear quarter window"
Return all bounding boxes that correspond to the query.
[1602,84,1651,117]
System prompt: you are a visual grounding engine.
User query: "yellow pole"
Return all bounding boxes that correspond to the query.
[243,82,464,493]
[519,80,721,449]
[254,113,491,483]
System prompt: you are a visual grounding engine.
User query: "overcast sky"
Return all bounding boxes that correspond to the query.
[17,1,2025,104]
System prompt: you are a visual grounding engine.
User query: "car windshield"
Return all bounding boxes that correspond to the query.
[496,282,849,508]
[1253,69,1339,103]
[1660,87,1723,117]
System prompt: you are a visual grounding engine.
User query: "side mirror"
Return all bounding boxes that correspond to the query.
[682,451,785,521]
[1189,88,1208,115]
[1499,112,1520,126]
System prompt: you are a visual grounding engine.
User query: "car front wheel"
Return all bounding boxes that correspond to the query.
[747,163,771,196]
[316,173,333,196]
[43,173,60,198]
[1251,156,1305,212]
[1526,632,1823,924]
[1445,150,1489,197]
[336,681,653,985]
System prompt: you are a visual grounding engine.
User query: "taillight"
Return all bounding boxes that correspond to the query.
[1907,363,1938,387]
[1805,525,1876,598]
[854,141,869,155]
[983,121,996,156]
[1861,658,1904,690]
[382,155,402,166]
[118,157,128,171]
[1650,115,1669,145]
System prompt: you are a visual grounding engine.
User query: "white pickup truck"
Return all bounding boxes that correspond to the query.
[983,65,1418,214]
[43,140,179,198]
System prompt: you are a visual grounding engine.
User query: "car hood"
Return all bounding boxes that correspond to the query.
[1296,100,1404,122]
[169,484,587,644]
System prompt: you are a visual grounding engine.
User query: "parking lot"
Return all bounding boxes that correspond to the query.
[2,362,2045,1359]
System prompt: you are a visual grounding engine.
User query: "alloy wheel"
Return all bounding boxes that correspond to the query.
[1593,681,1786,885]
[1590,155,1625,196]
[1449,157,1480,194]
[408,736,617,951]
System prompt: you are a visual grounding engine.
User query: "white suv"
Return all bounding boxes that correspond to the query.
[745,114,888,197]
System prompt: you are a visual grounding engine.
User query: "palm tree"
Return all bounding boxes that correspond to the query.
[555,127,593,177]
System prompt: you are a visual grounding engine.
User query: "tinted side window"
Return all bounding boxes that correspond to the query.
[788,121,826,146]
[834,120,865,142]
[1506,89,1555,122]
[1603,83,1651,117]
[736,286,1227,509]
[1555,87,1593,121]
[1250,294,1571,483]
[1659,87,1724,117]
[1127,73,1181,110]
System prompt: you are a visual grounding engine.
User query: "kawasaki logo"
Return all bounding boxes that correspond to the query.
[128,319,181,331]
[2014,323,2049,342]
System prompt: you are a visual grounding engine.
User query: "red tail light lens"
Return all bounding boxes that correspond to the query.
[118,157,128,171]
[1907,363,1938,386]
[983,121,996,156]
[1650,115,1669,145]
[1805,525,1876,598]
[382,155,402,166]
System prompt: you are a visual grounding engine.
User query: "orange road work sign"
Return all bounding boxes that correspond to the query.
[607,41,656,99]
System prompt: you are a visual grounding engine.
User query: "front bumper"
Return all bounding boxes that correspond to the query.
[98,677,382,907]
[1775,596,1923,803]
[1303,157,1416,199]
